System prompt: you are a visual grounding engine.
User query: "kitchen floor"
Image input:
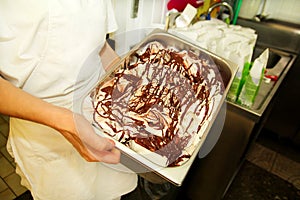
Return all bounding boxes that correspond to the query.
[0,115,28,200]
[1,114,300,200]
[223,130,300,200]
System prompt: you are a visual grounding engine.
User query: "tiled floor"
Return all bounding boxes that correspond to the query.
[223,130,300,200]
[0,113,299,200]
[223,160,300,200]
[246,142,300,190]
[0,115,27,200]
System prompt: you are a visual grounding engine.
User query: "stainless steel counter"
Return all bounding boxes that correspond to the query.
[237,18,300,54]
[227,46,296,123]
[236,18,300,145]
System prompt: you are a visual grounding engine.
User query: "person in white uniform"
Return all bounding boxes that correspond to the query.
[0,0,138,199]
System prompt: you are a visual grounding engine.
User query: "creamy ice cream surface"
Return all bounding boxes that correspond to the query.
[91,41,224,167]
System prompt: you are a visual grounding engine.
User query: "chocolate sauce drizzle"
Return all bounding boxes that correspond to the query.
[92,42,224,167]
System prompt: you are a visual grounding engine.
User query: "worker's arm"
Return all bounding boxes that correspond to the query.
[0,77,120,163]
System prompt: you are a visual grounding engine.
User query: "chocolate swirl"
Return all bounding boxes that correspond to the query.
[91,41,224,167]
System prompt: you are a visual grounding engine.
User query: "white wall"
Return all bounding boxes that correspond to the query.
[111,0,300,35]
[112,0,168,34]
[263,0,300,24]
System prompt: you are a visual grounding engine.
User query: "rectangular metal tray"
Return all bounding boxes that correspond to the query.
[82,29,237,186]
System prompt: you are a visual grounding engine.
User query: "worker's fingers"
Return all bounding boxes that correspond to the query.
[72,113,121,163]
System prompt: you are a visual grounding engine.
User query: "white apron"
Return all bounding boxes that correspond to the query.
[0,1,137,199]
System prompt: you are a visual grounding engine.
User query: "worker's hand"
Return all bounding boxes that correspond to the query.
[59,112,121,163]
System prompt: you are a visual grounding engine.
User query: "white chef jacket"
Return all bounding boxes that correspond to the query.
[0,1,137,199]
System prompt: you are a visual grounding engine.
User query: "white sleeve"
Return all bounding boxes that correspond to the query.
[106,0,118,34]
